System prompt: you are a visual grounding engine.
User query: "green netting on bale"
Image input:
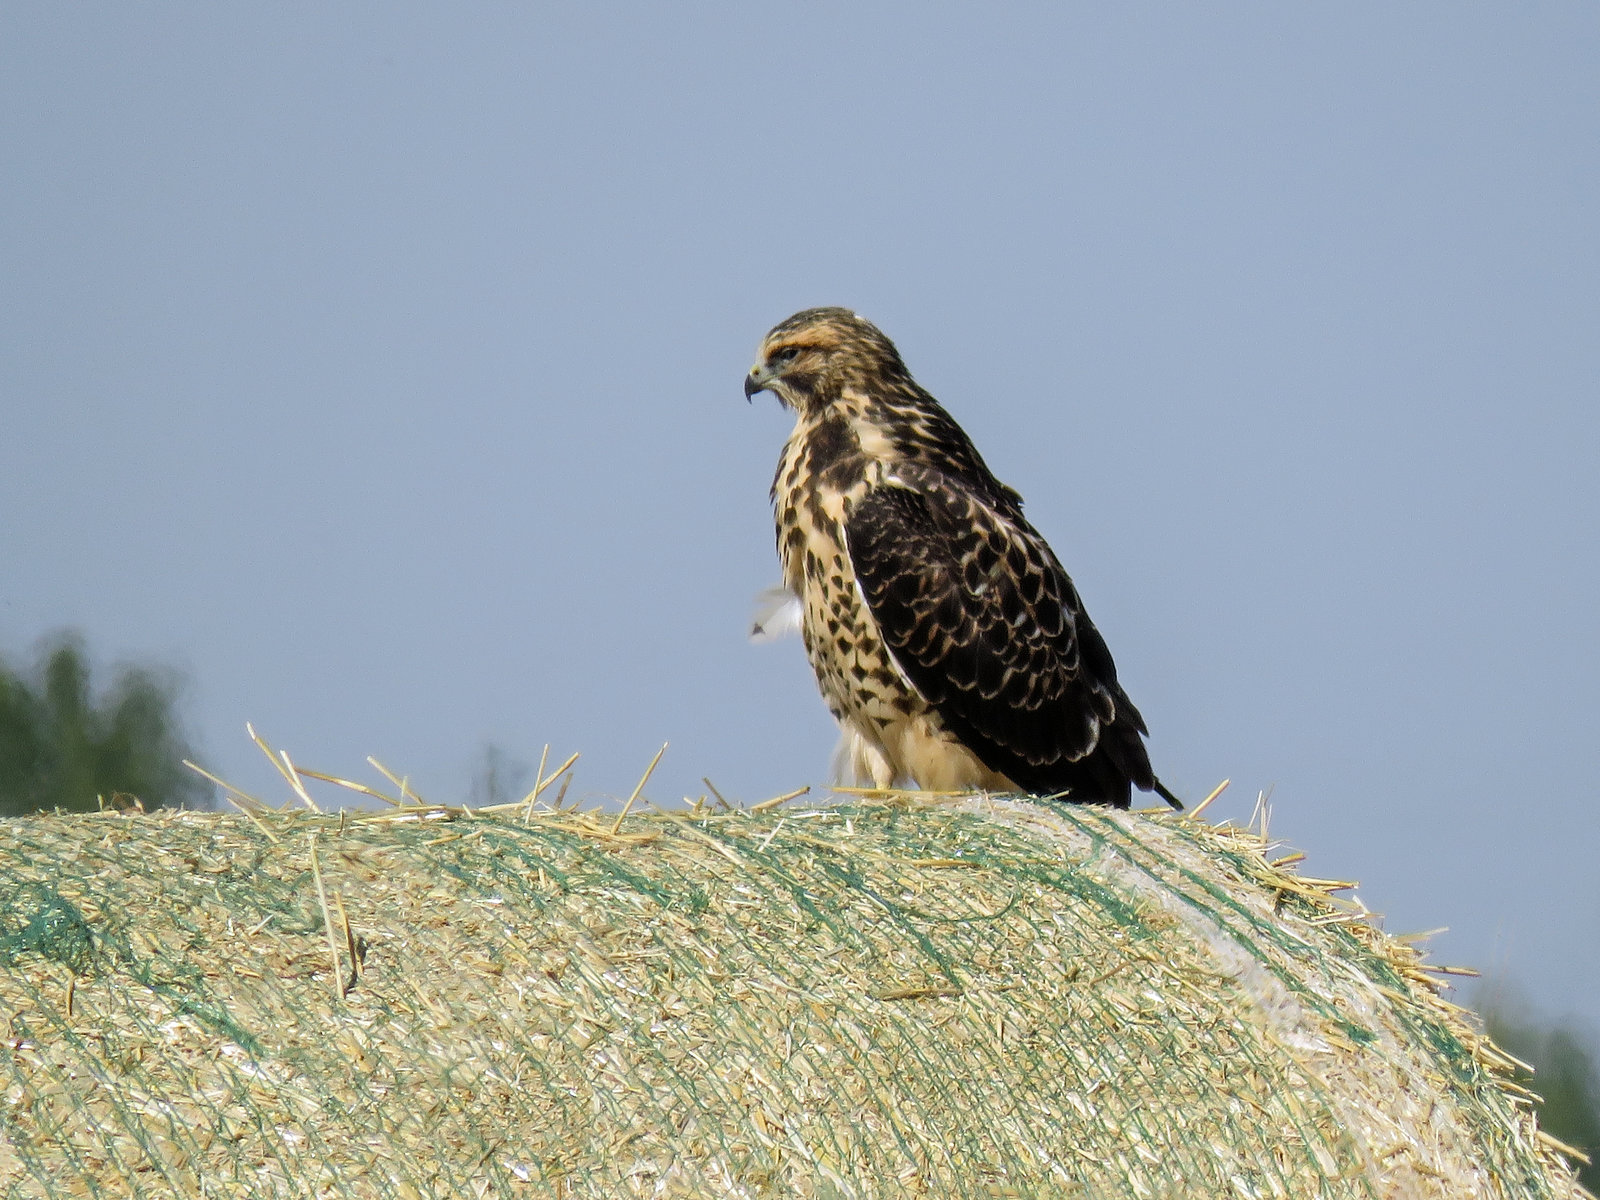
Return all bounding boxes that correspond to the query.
[0,792,1585,1199]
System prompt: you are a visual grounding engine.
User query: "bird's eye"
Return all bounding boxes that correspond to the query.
[772,345,801,364]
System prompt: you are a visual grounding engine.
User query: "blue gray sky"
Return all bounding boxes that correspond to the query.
[3,5,1597,1028]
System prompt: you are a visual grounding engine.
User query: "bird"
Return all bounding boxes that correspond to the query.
[745,306,1180,809]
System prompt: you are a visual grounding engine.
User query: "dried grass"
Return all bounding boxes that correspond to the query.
[0,744,1587,1199]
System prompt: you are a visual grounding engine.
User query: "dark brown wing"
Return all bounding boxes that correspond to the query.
[843,465,1168,806]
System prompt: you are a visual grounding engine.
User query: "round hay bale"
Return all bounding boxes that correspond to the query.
[0,794,1584,1199]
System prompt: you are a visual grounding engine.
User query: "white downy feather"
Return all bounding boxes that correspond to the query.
[748,584,803,644]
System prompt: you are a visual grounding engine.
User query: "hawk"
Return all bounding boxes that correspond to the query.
[746,307,1180,809]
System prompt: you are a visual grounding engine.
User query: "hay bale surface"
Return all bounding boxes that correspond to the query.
[0,794,1583,1199]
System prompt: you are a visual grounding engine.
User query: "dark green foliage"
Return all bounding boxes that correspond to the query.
[1482,992,1600,1190]
[0,633,212,816]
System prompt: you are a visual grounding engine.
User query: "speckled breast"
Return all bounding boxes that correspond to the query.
[772,421,921,735]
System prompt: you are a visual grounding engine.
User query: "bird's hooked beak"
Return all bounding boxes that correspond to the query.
[744,364,771,403]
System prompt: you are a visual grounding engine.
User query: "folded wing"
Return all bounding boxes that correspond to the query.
[843,465,1156,804]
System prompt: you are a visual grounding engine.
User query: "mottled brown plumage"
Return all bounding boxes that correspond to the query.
[746,307,1179,809]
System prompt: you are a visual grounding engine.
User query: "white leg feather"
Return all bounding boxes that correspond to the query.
[831,725,897,789]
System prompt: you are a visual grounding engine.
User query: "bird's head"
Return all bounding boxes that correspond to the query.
[744,307,909,411]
